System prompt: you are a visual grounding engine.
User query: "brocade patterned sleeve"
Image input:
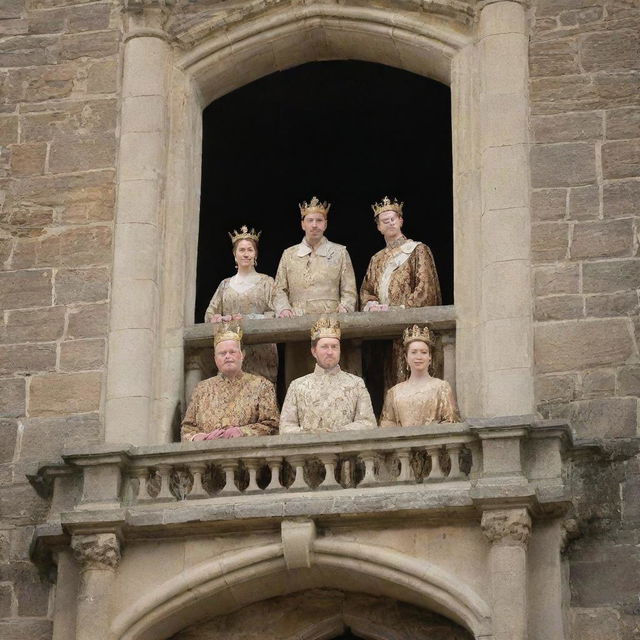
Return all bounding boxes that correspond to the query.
[279,381,302,433]
[339,249,358,312]
[335,378,377,431]
[379,387,400,428]
[204,281,225,322]
[272,252,292,315]
[405,244,442,308]
[359,256,378,308]
[437,380,461,424]
[239,378,280,436]
[264,275,275,314]
[181,384,204,441]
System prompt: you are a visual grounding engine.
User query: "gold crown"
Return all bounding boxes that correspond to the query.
[213,323,243,347]
[299,196,330,219]
[402,324,433,347]
[310,316,341,341]
[372,196,404,218]
[228,225,261,245]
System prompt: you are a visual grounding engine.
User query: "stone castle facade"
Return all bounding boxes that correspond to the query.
[0,0,638,639]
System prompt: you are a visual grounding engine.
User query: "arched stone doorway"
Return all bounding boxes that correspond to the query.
[108,0,534,446]
[169,590,474,640]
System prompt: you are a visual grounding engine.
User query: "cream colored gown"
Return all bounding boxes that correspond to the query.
[204,273,278,383]
[379,377,460,427]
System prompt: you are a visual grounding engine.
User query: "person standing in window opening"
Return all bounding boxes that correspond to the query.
[273,197,357,382]
[360,197,442,394]
[280,317,376,434]
[380,325,459,427]
[181,324,279,441]
[204,226,278,384]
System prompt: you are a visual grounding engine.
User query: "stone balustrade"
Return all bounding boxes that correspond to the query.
[31,417,571,541]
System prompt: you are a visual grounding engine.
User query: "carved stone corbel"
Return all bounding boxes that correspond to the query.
[481,508,531,549]
[71,533,121,572]
[281,519,316,569]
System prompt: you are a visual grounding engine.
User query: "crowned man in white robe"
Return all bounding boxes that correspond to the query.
[273,197,358,383]
[280,317,376,434]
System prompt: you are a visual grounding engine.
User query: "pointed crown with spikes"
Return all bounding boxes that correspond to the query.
[213,323,243,347]
[299,196,331,219]
[372,196,404,219]
[228,225,261,245]
[402,324,433,347]
[310,316,341,341]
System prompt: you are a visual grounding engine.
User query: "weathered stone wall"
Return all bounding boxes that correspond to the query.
[530,0,640,439]
[0,0,120,636]
[528,0,640,636]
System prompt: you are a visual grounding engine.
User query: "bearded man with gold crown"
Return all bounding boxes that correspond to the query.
[181,324,279,441]
[360,197,442,394]
[273,197,358,382]
[279,317,376,434]
[380,325,460,427]
[273,197,357,317]
[204,225,277,383]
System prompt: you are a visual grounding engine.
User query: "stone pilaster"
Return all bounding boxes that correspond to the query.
[105,1,174,444]
[477,0,534,417]
[481,508,531,640]
[71,534,121,640]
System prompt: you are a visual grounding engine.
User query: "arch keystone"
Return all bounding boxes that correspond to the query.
[281,518,316,569]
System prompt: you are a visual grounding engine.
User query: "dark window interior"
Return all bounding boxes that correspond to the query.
[196,60,453,321]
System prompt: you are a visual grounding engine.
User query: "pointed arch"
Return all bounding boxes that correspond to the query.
[109,540,492,640]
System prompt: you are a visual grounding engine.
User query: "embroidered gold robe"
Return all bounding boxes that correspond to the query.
[280,365,376,434]
[273,237,357,315]
[379,378,460,427]
[204,273,278,383]
[181,372,279,441]
[359,237,441,309]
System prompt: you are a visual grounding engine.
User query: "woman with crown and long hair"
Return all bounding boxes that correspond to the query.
[204,226,278,383]
[380,325,460,427]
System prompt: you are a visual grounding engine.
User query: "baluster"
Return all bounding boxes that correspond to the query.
[130,467,148,504]
[265,457,283,492]
[187,463,208,499]
[468,440,481,479]
[358,451,377,488]
[426,446,444,481]
[218,460,240,496]
[287,455,308,491]
[447,444,463,480]
[156,464,175,500]
[318,454,340,489]
[396,448,413,484]
[244,458,261,493]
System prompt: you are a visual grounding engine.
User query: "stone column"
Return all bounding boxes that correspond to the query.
[478,0,534,417]
[71,533,121,640]
[481,508,531,640]
[105,1,173,444]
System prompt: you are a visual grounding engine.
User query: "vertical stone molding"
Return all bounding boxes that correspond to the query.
[71,533,122,640]
[478,0,534,417]
[481,508,531,640]
[105,1,173,444]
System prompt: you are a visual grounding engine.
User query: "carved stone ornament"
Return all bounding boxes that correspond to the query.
[71,533,121,571]
[481,508,531,548]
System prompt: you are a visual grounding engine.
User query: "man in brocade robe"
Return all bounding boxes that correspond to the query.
[280,317,376,434]
[273,197,358,382]
[181,325,279,441]
[360,196,442,394]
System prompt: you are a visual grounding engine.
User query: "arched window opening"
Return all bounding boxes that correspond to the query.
[196,60,453,321]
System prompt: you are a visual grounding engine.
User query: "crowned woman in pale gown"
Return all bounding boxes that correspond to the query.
[204,226,278,383]
[380,325,460,427]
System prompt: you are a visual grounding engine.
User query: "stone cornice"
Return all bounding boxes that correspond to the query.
[481,508,531,548]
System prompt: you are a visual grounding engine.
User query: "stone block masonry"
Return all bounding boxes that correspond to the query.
[530,1,640,638]
[0,1,120,637]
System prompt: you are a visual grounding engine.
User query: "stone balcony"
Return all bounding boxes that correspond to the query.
[32,416,572,554]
